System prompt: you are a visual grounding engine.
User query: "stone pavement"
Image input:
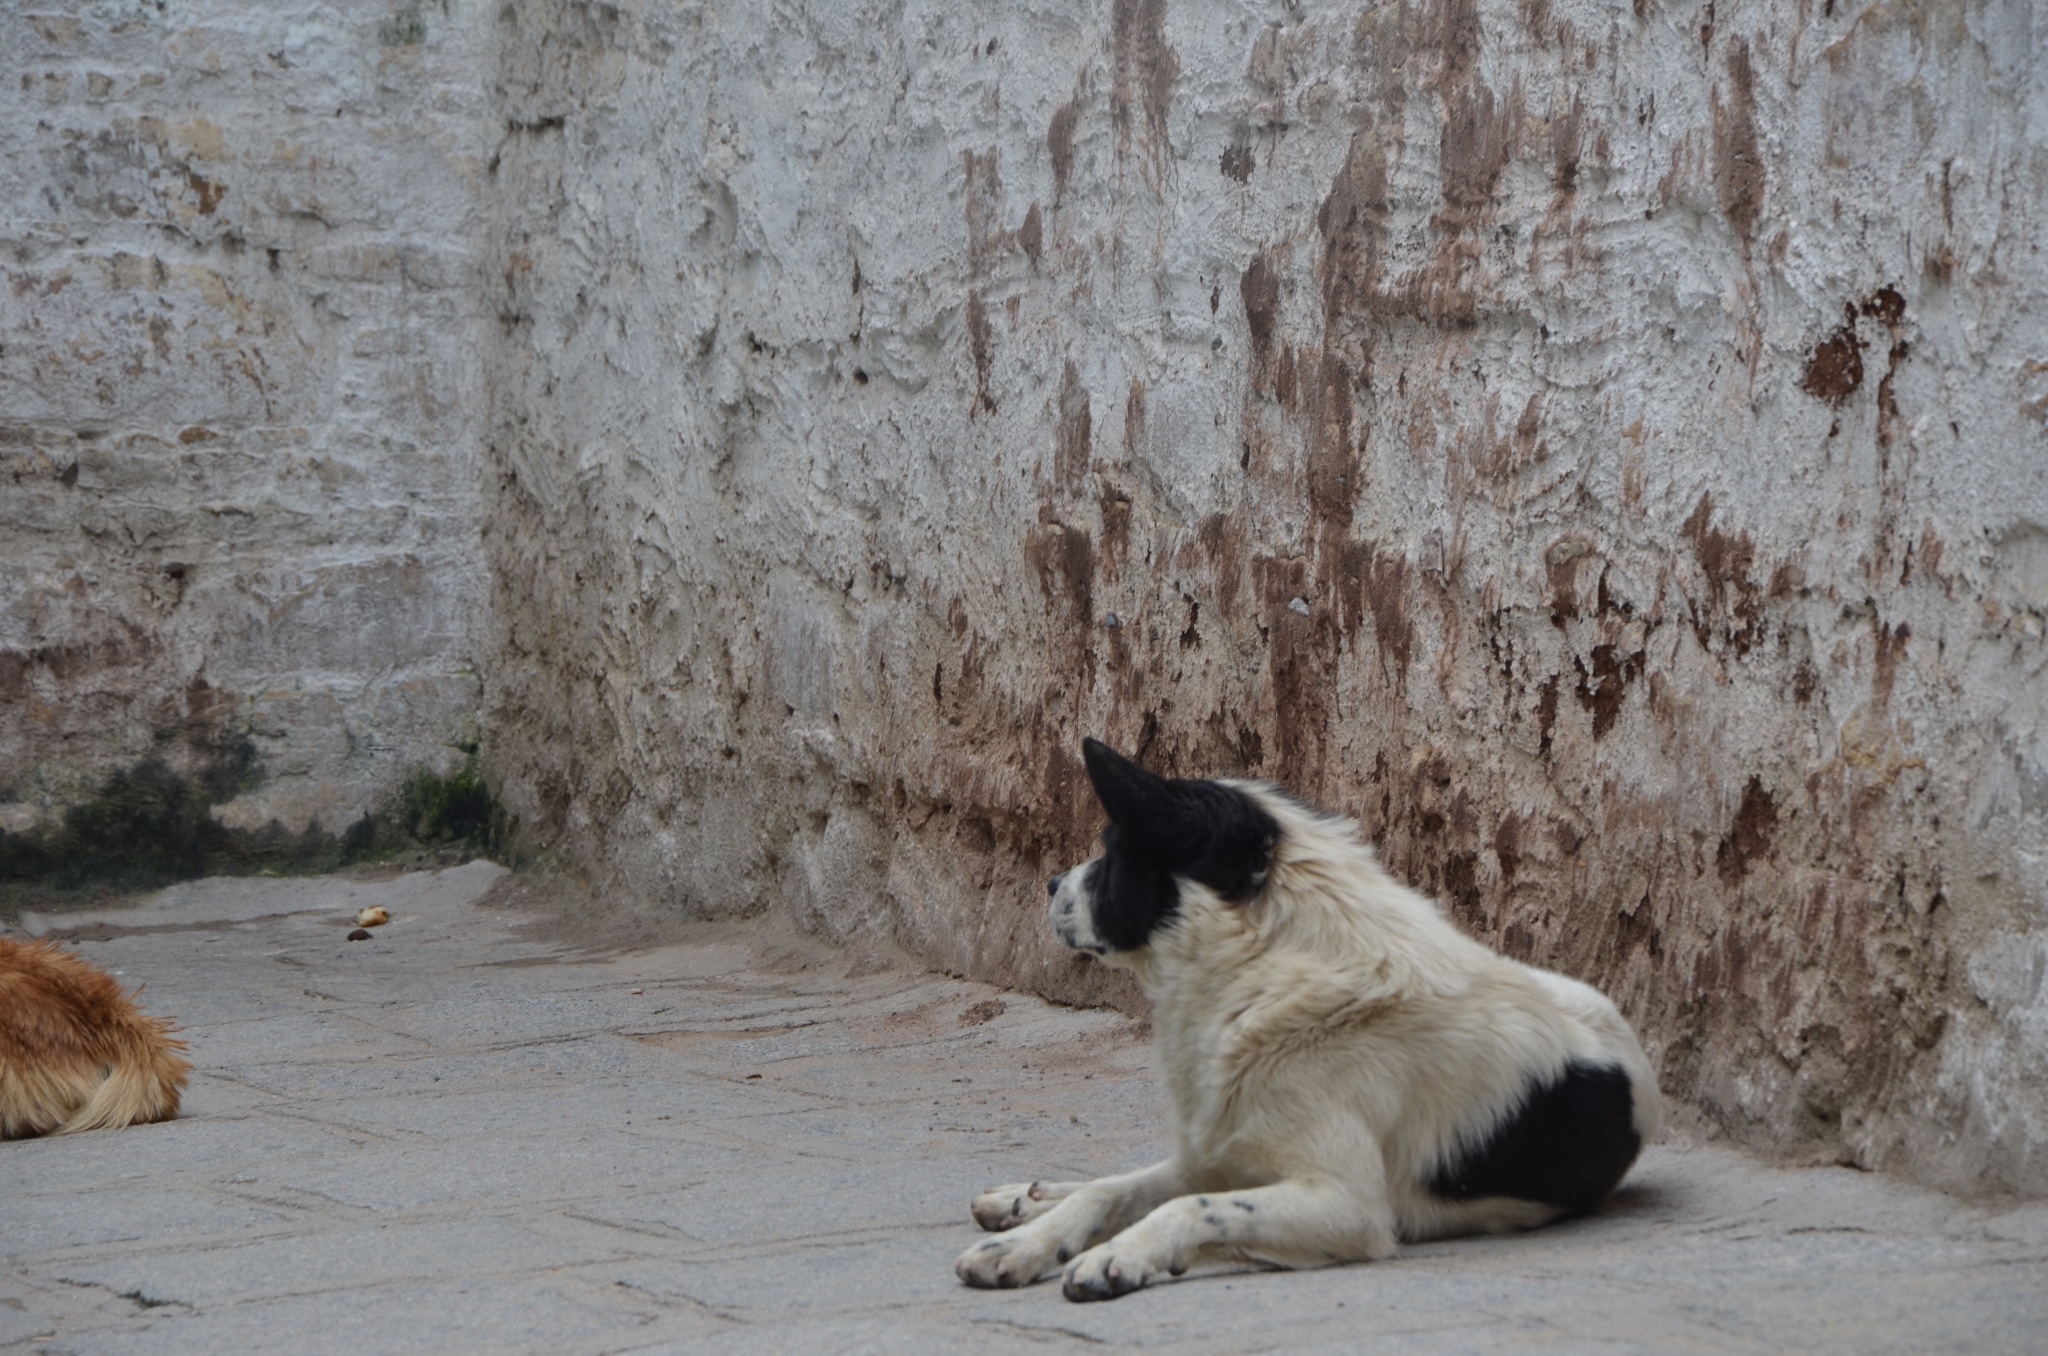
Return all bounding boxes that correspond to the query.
[3,864,2045,1355]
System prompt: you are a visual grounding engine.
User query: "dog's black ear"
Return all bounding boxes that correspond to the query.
[1082,738,1176,833]
[1083,738,1209,865]
[1082,737,1281,905]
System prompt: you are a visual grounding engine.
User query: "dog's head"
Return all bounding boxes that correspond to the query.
[1048,738,1280,957]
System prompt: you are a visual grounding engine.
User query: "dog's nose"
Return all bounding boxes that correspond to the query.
[1046,874,1064,898]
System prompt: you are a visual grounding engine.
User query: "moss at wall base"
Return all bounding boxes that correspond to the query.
[0,748,508,910]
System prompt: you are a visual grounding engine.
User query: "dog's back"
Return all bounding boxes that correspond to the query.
[0,938,190,1138]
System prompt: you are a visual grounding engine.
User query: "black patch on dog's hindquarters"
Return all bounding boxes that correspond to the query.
[1080,739,1280,952]
[1427,1060,1642,1218]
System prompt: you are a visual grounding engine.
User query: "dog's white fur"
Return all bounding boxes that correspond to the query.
[956,783,1660,1299]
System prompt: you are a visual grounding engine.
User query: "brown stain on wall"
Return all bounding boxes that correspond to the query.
[1802,301,1866,408]
[1802,288,1911,448]
[1711,40,1765,247]
[184,168,226,216]
[1241,251,1281,368]
[1304,352,1360,539]
[1716,775,1779,886]
[1024,519,1095,689]
[1493,808,1526,882]
[1545,539,1594,625]
[1361,547,1416,684]
[1111,0,1180,178]
[1097,487,1133,578]
[1871,618,1910,711]
[1255,555,1336,793]
[962,147,1026,417]
[1047,97,1080,205]
[1682,494,1766,654]
[1865,287,1911,447]
[0,622,160,703]
[1436,80,1513,236]
[1055,359,1092,490]
[1420,0,1518,324]
[1548,92,1583,202]
[1017,202,1043,266]
[963,148,1002,262]
[1315,133,1389,353]
[1197,513,1243,618]
[965,292,996,416]
[1535,673,1562,755]
[1573,643,1645,739]
[1308,38,1518,346]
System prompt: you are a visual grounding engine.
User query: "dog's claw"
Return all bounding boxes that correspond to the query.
[1062,1251,1147,1302]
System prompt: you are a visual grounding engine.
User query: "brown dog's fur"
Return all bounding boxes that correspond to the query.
[0,938,190,1138]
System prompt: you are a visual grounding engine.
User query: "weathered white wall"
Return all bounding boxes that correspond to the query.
[481,0,2048,1197]
[1,2,492,834]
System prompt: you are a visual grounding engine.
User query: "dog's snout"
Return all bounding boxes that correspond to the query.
[1047,874,1064,898]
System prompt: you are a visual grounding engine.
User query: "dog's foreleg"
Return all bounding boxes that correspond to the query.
[1061,1177,1399,1301]
[955,1159,1188,1289]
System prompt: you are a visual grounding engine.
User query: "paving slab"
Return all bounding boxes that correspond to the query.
[3,866,2044,1354]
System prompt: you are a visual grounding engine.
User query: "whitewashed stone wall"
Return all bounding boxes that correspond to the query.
[1,1,492,834]
[481,0,2048,1196]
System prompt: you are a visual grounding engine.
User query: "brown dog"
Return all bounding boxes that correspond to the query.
[0,938,191,1138]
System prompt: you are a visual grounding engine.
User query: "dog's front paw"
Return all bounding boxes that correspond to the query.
[971,1181,1056,1231]
[955,1230,1066,1289]
[1061,1243,1157,1302]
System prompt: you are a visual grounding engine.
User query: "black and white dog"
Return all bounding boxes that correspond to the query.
[956,739,1660,1301]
